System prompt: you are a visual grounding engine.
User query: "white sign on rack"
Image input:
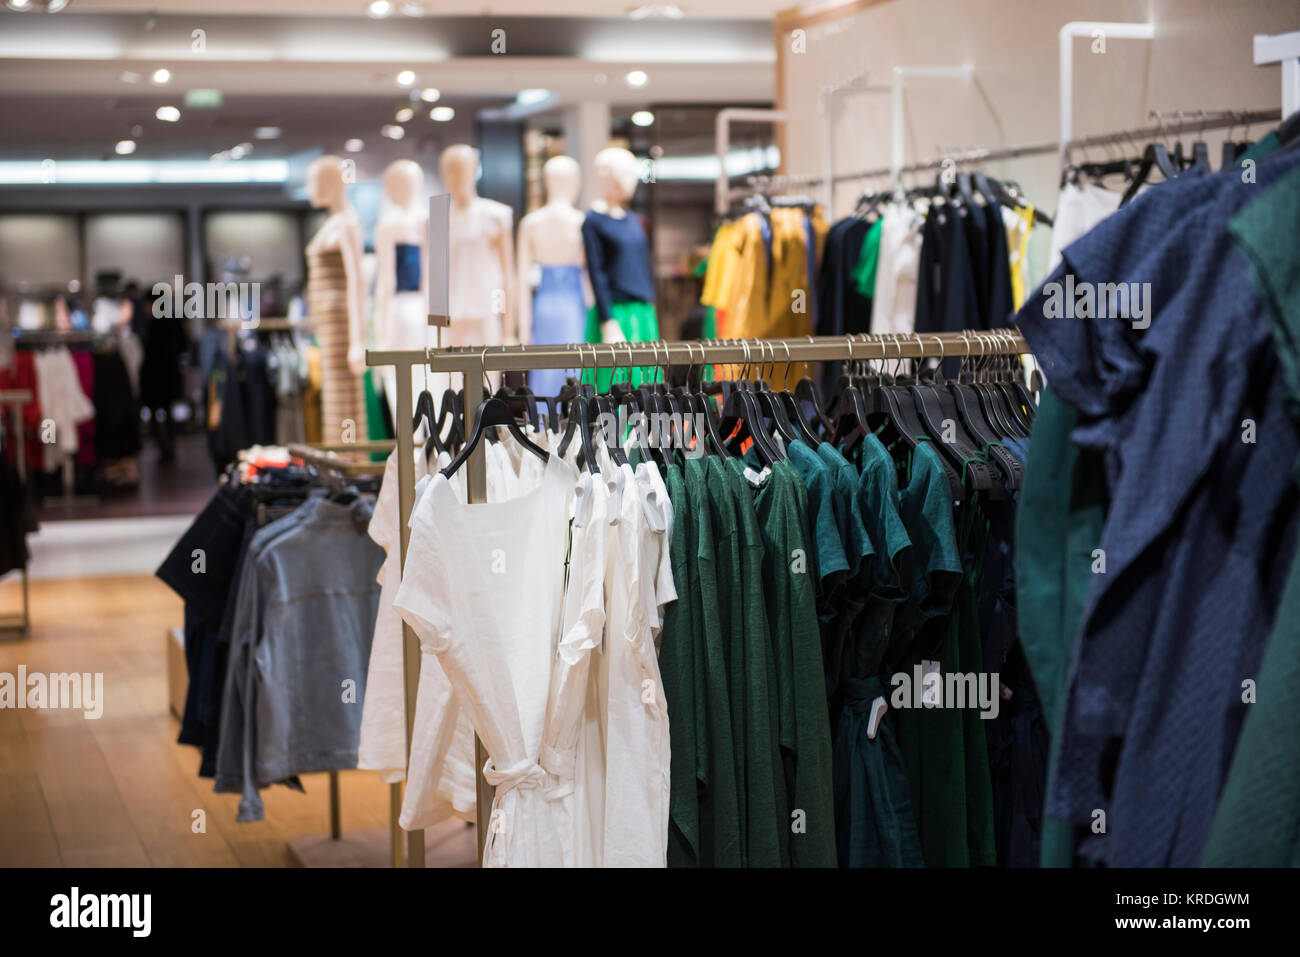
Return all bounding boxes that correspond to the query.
[428,192,450,325]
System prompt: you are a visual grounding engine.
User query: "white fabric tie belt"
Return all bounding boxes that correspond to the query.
[482,757,548,794]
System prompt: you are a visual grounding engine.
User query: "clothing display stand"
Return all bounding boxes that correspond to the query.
[0,388,33,637]
[366,326,1030,867]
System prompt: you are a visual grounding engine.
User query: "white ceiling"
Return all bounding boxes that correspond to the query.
[70,0,792,18]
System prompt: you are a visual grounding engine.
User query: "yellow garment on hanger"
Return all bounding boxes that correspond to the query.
[764,205,827,387]
[701,220,739,337]
[1007,203,1035,311]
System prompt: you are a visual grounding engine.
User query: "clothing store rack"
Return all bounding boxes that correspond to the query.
[728,107,1282,201]
[366,327,1031,867]
[0,388,32,637]
[276,438,404,868]
[220,317,300,355]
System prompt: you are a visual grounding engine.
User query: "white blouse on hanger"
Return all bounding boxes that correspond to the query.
[395,450,578,867]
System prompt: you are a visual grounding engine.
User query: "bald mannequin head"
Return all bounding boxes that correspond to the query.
[306,155,347,211]
[383,159,423,210]
[542,155,580,207]
[439,144,479,205]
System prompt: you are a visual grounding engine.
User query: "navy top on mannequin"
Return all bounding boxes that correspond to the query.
[581,209,655,322]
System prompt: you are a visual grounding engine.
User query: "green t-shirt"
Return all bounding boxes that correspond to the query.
[740,459,838,866]
[852,433,914,677]
[852,216,884,300]
[661,464,701,866]
[684,456,743,866]
[1203,164,1300,867]
[717,459,785,867]
[785,438,848,607]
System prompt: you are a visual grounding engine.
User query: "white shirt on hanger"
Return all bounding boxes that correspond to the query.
[872,201,926,338]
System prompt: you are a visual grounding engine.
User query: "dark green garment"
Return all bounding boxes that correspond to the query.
[734,458,837,866]
[683,456,743,866]
[1204,164,1300,866]
[785,438,848,603]
[718,461,785,867]
[661,464,701,866]
[832,675,925,867]
[703,456,748,861]
[852,433,914,677]
[1012,387,1108,868]
[890,442,988,867]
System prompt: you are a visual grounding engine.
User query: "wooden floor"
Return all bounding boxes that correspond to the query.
[0,574,405,867]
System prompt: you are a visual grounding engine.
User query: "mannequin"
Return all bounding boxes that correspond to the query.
[582,146,658,390]
[305,154,368,443]
[441,144,514,392]
[516,155,589,398]
[374,159,429,422]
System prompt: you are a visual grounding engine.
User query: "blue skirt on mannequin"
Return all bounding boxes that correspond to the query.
[528,264,587,402]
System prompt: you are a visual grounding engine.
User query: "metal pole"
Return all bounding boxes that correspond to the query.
[392,356,426,869]
[1059,21,1155,168]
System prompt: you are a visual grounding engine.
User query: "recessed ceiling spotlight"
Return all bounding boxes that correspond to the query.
[151,67,171,85]
[210,151,230,162]
[631,110,655,127]
[381,124,405,140]
[345,138,365,152]
[155,105,181,122]
[430,106,454,122]
[115,139,136,155]
[229,144,249,159]
[419,87,440,103]
[629,4,683,18]
[254,126,281,140]
[4,0,32,9]
[517,89,550,105]
[399,2,425,15]
[395,107,414,122]
[396,70,415,87]
[367,1,392,17]
[625,70,649,88]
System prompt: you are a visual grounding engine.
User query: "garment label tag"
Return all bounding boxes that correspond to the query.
[743,466,770,487]
[867,697,888,740]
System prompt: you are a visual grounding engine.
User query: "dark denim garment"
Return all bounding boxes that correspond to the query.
[1017,148,1300,866]
[214,495,383,821]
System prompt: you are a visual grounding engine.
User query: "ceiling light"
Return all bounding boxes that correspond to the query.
[5,0,32,9]
[430,106,454,122]
[46,0,69,9]
[155,105,181,122]
[419,87,440,103]
[345,138,365,152]
[631,110,655,127]
[229,145,247,159]
[625,70,648,88]
[517,89,550,105]
[367,0,392,17]
[210,151,230,162]
[394,107,414,122]
[115,139,136,155]
[396,70,415,87]
[399,2,425,15]
[151,67,171,85]
[120,71,140,84]
[381,124,405,140]
[629,4,683,18]
[254,127,280,140]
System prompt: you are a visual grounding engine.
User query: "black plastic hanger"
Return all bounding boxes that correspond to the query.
[441,396,548,479]
[1120,141,1177,205]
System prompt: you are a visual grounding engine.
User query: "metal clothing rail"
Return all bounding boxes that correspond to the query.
[0,389,32,637]
[728,107,1282,198]
[366,328,1031,868]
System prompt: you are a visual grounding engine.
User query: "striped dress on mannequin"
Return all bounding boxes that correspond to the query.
[307,246,367,444]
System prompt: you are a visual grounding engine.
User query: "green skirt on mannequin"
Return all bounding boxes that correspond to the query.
[583,300,659,391]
